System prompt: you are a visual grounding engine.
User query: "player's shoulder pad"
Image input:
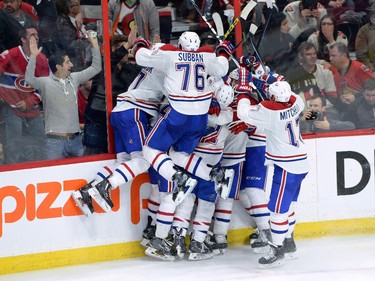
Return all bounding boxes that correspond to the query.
[160,44,179,51]
[197,46,215,53]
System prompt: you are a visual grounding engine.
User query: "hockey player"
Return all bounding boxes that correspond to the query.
[232,58,287,254]
[166,84,240,261]
[237,81,309,268]
[71,44,166,216]
[132,32,235,213]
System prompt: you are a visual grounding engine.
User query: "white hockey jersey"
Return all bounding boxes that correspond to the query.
[237,94,309,174]
[135,45,229,115]
[112,67,165,117]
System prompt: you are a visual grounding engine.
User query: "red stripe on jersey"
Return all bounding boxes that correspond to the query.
[275,170,287,212]
[121,162,136,178]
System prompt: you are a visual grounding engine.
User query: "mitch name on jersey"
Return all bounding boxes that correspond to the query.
[280,103,301,120]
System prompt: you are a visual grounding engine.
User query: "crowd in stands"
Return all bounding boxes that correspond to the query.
[0,0,375,165]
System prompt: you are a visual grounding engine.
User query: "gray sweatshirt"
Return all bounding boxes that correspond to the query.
[26,48,102,135]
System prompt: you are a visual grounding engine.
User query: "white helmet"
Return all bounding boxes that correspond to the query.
[229,68,239,81]
[268,81,292,102]
[215,84,234,107]
[178,31,201,51]
[208,76,224,92]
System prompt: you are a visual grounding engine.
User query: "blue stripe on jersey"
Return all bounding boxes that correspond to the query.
[156,158,170,174]
[265,155,308,163]
[215,217,231,223]
[147,208,157,215]
[97,172,107,180]
[115,168,129,182]
[271,229,288,234]
[169,95,212,103]
[116,99,159,112]
[156,219,173,225]
[192,156,202,176]
[250,212,270,218]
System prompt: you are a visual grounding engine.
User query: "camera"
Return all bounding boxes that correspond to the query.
[85,31,97,38]
[306,111,323,121]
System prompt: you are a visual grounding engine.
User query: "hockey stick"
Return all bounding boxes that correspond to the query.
[247,23,268,75]
[212,12,224,40]
[223,0,257,40]
[255,1,275,50]
[188,0,241,68]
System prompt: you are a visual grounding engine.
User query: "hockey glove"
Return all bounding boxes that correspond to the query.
[132,37,151,57]
[239,55,256,71]
[215,40,235,58]
[208,97,221,116]
[227,121,255,135]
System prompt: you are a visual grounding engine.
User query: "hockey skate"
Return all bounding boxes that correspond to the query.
[189,239,213,261]
[172,227,187,259]
[210,167,234,199]
[258,243,285,268]
[283,234,298,260]
[251,229,271,254]
[71,181,95,216]
[211,234,228,256]
[88,177,114,212]
[249,228,259,245]
[140,216,156,248]
[145,236,177,262]
[171,170,197,205]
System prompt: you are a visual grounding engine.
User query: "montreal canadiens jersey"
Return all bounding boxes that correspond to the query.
[237,94,309,174]
[113,67,165,117]
[135,45,229,115]
[0,46,49,118]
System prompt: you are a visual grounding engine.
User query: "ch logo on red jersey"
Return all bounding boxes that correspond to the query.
[14,76,34,93]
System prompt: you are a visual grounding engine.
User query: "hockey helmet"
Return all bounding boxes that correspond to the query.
[215,84,234,107]
[268,81,292,102]
[178,31,201,51]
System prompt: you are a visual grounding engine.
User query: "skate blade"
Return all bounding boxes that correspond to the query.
[285,252,298,260]
[259,258,285,269]
[188,252,213,261]
[176,246,186,259]
[88,187,112,212]
[145,247,176,261]
[174,178,197,205]
[71,191,92,217]
[252,245,270,254]
[220,169,234,199]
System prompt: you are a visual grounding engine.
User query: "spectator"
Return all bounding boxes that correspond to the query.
[108,0,159,41]
[77,79,92,129]
[286,41,337,109]
[307,14,348,64]
[343,77,375,129]
[0,142,4,164]
[154,0,173,43]
[0,9,24,52]
[259,11,294,72]
[25,31,102,160]
[23,0,58,42]
[283,0,327,39]
[1,0,38,26]
[329,42,374,111]
[301,94,355,132]
[54,0,90,71]
[83,27,141,155]
[355,4,375,72]
[0,22,49,163]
